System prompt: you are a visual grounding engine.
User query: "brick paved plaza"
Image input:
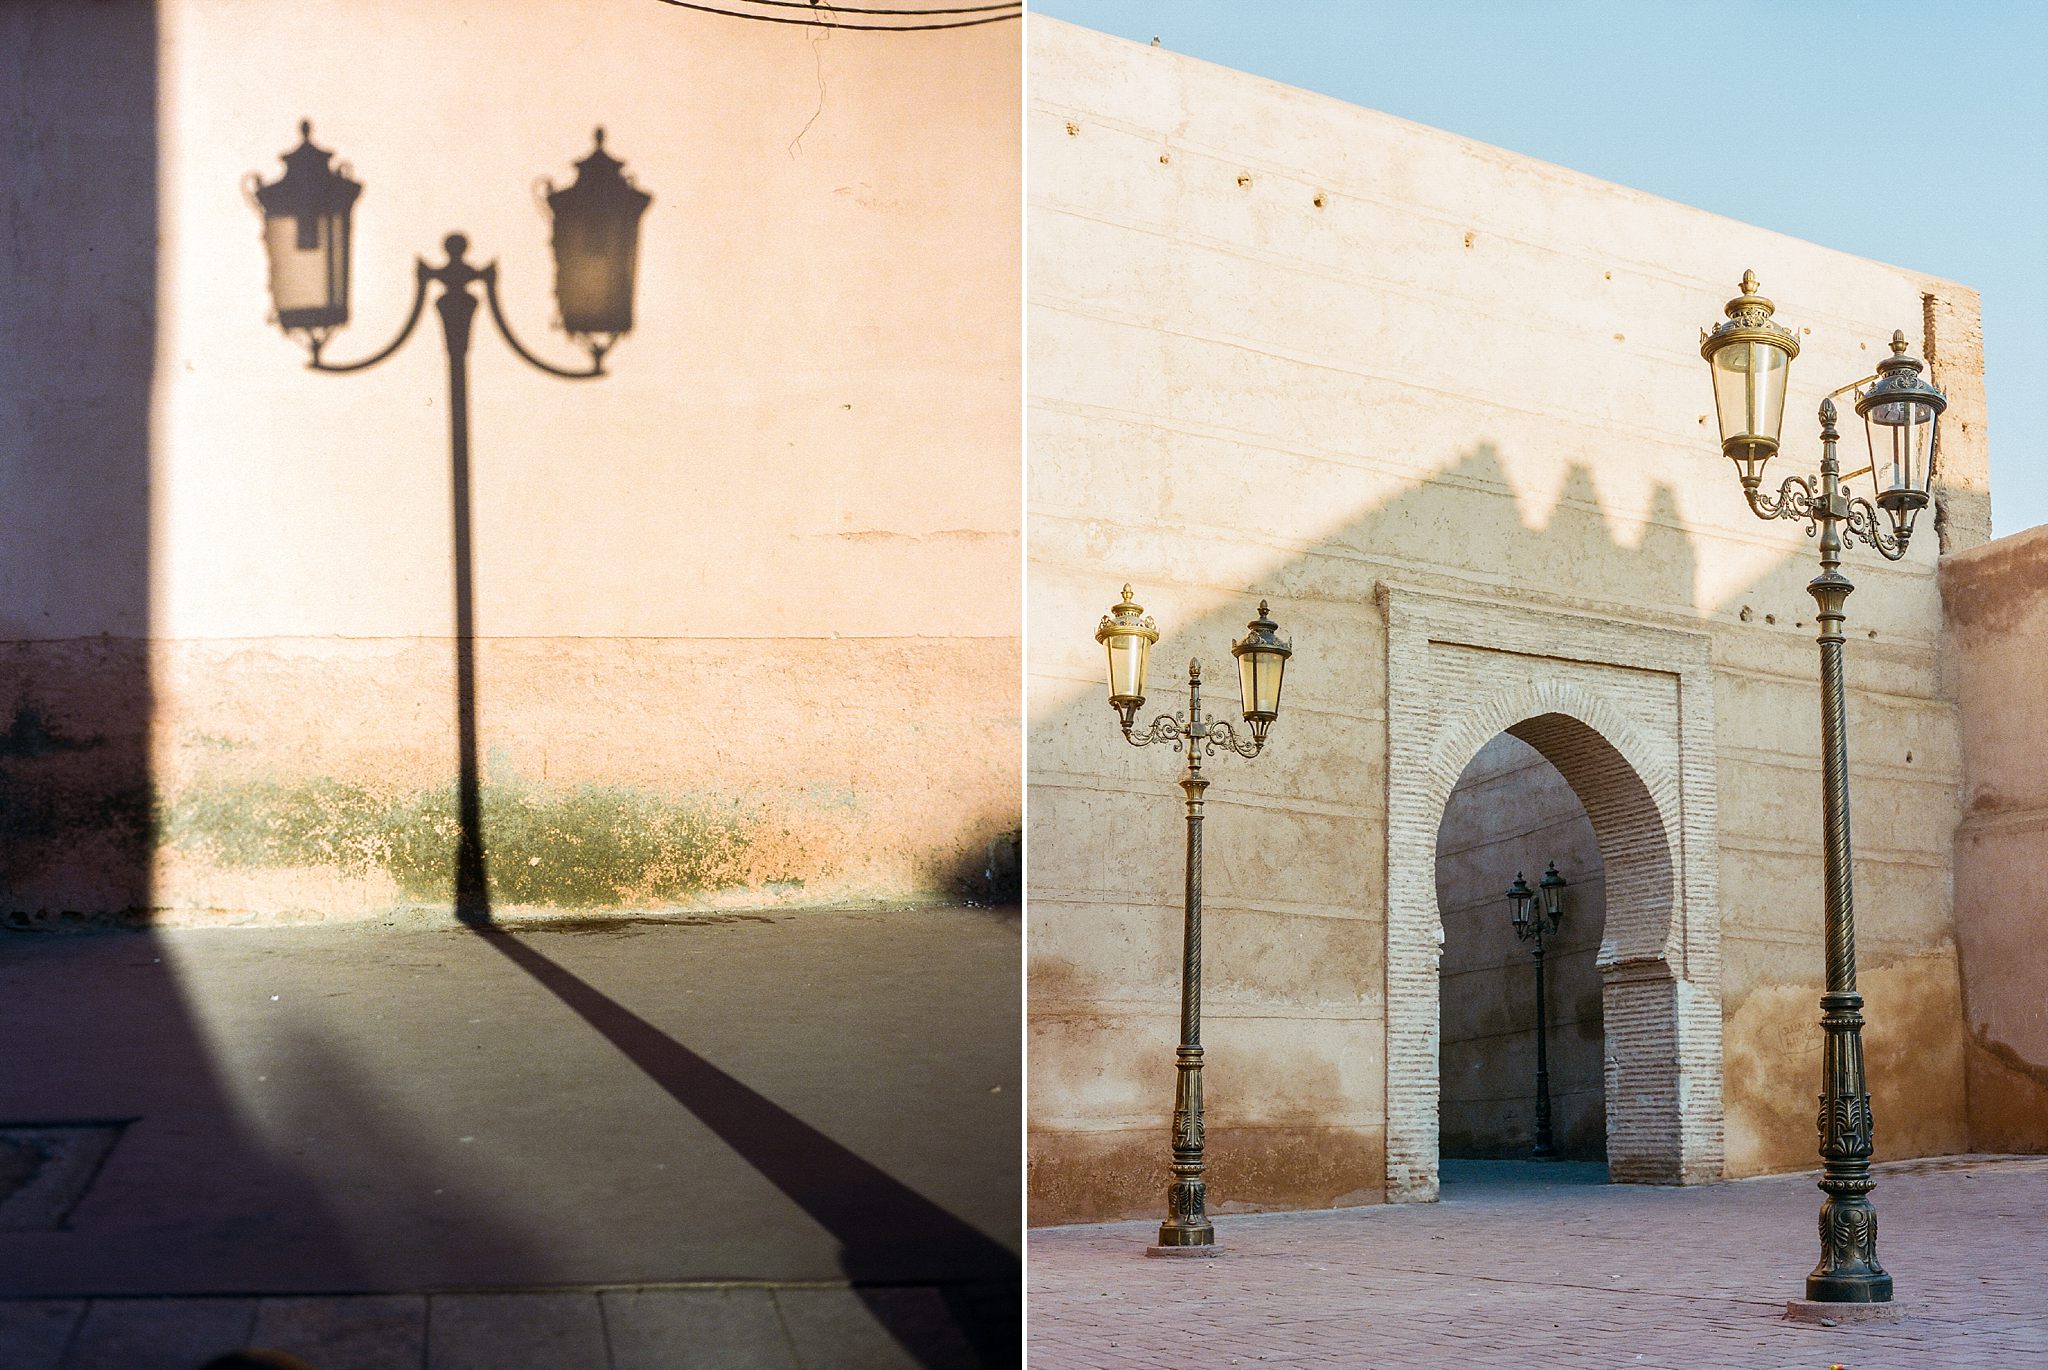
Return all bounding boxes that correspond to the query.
[1028,1156,2048,1368]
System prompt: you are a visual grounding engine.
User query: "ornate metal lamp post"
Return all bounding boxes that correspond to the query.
[250,122,652,915]
[1700,271,1945,1306]
[1508,863,1568,1159]
[1095,587,1292,1255]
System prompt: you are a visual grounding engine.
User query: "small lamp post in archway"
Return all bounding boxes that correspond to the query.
[1095,587,1291,1255]
[248,122,651,916]
[1508,863,1568,1160]
[1699,271,1944,1309]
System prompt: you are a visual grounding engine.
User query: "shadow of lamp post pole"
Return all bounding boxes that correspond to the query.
[1699,271,1947,1312]
[247,120,652,920]
[1093,587,1292,1258]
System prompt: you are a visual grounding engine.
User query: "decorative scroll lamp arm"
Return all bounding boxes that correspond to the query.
[1123,712,1189,750]
[1203,718,1263,759]
[482,268,608,379]
[1844,496,1910,562]
[1743,470,1819,526]
[1742,400,1909,562]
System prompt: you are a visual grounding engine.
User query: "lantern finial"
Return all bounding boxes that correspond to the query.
[1891,330,1908,355]
[299,118,313,142]
[1741,268,1758,295]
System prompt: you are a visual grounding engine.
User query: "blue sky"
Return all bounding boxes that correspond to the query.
[1032,1,2048,536]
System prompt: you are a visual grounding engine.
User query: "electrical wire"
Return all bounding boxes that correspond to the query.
[653,0,1018,31]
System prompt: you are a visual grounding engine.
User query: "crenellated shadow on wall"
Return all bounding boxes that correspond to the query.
[1027,441,1705,1224]
[1029,417,1973,1225]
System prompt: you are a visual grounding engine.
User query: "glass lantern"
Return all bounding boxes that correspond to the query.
[1506,872,1535,934]
[1538,862,1567,931]
[1096,585,1160,731]
[1230,599,1291,747]
[1853,331,1945,544]
[1700,270,1800,486]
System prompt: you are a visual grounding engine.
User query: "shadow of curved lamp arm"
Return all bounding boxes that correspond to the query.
[483,268,608,379]
[306,260,432,372]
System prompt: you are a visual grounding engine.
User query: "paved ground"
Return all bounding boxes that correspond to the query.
[1029,1155,2048,1368]
[0,1285,1012,1369]
[0,908,1020,1367]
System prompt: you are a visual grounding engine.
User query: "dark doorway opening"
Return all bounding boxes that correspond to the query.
[1436,732,1608,1175]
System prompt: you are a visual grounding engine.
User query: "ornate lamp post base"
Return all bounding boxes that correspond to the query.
[1153,1041,1214,1251]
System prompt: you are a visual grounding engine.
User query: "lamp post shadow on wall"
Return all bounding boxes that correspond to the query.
[1699,271,1946,1313]
[249,120,651,920]
[245,125,1022,1366]
[1094,587,1292,1257]
[1506,862,1568,1160]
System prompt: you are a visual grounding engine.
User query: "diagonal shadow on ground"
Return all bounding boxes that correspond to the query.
[468,922,1018,1367]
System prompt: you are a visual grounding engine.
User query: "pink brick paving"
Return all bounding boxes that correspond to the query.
[1026,1156,2048,1368]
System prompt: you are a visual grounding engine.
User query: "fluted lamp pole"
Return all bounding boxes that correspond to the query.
[1096,587,1291,1256]
[1700,272,1945,1309]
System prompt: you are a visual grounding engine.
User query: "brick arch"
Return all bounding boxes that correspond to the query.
[1423,681,1680,967]
[1433,695,1686,1183]
[1380,585,1724,1201]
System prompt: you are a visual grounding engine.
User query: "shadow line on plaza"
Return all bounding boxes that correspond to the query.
[465,921,1017,1366]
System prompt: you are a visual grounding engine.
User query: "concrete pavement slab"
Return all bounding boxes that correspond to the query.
[246,1295,426,1370]
[425,1292,607,1370]
[775,1287,980,1370]
[600,1288,796,1370]
[58,1298,256,1370]
[0,1300,84,1370]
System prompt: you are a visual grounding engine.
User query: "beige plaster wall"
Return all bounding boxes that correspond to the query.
[1436,734,1606,1161]
[1,0,1020,924]
[1941,525,2048,1151]
[1027,18,1978,1225]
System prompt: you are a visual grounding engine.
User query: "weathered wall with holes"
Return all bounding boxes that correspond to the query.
[1436,733,1607,1161]
[1941,525,2048,1152]
[0,0,1020,925]
[1027,18,1982,1225]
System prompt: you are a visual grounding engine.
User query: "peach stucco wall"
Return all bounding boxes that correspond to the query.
[0,0,1020,924]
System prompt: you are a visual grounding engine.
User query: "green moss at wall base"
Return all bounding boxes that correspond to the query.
[159,773,764,907]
